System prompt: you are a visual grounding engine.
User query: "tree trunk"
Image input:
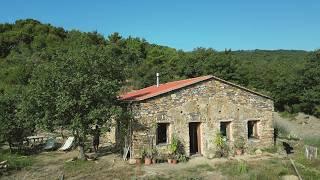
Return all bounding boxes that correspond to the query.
[60,127,65,139]
[78,144,86,160]
[75,130,86,160]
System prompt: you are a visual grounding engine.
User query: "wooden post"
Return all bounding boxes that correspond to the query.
[305,145,318,160]
[290,158,303,180]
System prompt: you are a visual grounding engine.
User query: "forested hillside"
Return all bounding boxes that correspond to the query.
[1,19,319,118]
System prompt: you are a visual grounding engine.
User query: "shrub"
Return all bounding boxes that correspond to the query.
[176,154,188,163]
[214,132,229,157]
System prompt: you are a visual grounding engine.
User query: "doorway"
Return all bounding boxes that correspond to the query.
[189,122,201,155]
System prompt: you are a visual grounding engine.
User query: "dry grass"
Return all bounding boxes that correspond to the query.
[215,159,296,180]
[0,149,35,171]
[274,112,320,139]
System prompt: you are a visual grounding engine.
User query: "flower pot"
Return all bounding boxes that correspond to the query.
[152,158,156,164]
[145,158,152,165]
[235,149,243,155]
[135,158,142,165]
[172,159,177,164]
[167,158,172,164]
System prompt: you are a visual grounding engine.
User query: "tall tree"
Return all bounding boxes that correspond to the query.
[0,93,34,149]
[20,44,125,159]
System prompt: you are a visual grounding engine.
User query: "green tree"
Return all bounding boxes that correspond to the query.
[0,94,34,149]
[20,45,125,159]
[299,51,320,116]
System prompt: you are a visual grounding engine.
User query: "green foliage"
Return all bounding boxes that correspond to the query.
[141,146,156,158]
[168,135,179,155]
[0,94,34,145]
[167,135,187,161]
[214,132,225,147]
[19,44,125,151]
[0,149,35,170]
[279,111,298,121]
[303,137,320,149]
[176,154,188,163]
[214,132,229,157]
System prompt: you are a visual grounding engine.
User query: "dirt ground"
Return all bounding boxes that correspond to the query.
[1,148,288,180]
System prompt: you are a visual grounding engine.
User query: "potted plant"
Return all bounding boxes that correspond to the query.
[136,148,145,165]
[152,148,157,164]
[143,147,152,165]
[172,154,178,164]
[234,137,245,155]
[168,136,179,164]
[177,154,188,163]
[167,153,173,164]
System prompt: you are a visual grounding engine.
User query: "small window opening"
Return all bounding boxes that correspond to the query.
[248,120,259,139]
[220,121,231,140]
[156,123,169,144]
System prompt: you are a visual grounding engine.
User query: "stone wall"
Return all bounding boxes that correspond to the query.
[129,78,274,158]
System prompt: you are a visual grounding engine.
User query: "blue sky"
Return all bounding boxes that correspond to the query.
[0,0,319,51]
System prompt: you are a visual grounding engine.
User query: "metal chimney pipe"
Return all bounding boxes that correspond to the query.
[156,73,159,87]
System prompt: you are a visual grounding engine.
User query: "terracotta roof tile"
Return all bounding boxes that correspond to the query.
[120,75,272,102]
[120,75,213,101]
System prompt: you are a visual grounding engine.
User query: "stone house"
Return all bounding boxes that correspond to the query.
[120,75,274,159]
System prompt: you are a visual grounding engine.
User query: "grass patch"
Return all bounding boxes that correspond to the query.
[148,163,214,179]
[292,141,320,179]
[64,159,95,173]
[176,163,214,179]
[274,121,290,138]
[303,137,320,149]
[279,111,298,121]
[0,149,35,171]
[295,162,320,179]
[64,158,139,179]
[262,146,278,154]
[216,159,295,180]
[185,163,214,173]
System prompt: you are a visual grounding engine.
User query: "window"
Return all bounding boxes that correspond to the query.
[220,121,231,140]
[248,120,259,139]
[156,123,169,144]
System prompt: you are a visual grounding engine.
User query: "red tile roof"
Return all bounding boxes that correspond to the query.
[120,75,213,101]
[120,75,272,102]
